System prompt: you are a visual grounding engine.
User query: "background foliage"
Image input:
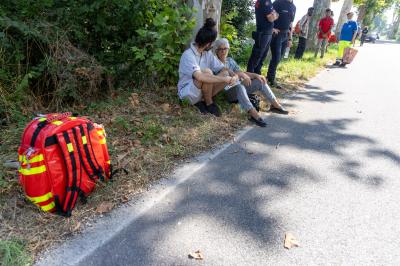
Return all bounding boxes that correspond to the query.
[0,0,194,124]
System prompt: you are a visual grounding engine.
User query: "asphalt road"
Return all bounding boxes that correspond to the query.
[37,40,400,266]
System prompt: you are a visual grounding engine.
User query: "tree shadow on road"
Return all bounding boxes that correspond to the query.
[77,82,400,266]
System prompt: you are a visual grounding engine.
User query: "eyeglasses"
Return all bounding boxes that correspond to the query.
[216,48,229,51]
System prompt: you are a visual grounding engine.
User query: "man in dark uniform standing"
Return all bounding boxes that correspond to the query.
[247,0,279,74]
[267,0,296,88]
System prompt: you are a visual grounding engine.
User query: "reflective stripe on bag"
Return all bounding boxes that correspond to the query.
[27,192,53,204]
[19,165,46,175]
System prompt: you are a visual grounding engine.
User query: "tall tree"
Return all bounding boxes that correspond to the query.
[190,0,223,38]
[388,0,400,39]
[354,0,394,26]
[222,0,254,38]
[335,0,354,38]
[307,0,332,49]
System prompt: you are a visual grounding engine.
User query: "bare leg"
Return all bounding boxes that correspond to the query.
[248,108,261,119]
[271,99,283,108]
[193,68,220,105]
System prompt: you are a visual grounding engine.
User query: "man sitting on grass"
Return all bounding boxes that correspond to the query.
[177,18,238,117]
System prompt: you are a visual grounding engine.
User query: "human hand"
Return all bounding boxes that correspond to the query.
[287,40,292,48]
[242,74,252,87]
[272,28,280,34]
[256,75,267,85]
[228,75,239,86]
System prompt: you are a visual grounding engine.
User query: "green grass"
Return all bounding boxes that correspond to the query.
[0,239,32,266]
[275,46,337,84]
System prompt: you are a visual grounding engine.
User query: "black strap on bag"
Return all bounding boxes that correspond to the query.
[78,124,105,181]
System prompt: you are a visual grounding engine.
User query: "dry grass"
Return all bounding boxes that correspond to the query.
[0,86,247,263]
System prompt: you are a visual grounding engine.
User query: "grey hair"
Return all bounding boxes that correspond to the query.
[213,38,230,54]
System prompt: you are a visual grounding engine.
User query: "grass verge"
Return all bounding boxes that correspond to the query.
[0,47,336,264]
[0,239,32,266]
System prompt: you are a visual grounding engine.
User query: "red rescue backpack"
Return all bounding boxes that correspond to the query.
[18,112,112,217]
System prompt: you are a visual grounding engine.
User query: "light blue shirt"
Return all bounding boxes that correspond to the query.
[222,57,241,73]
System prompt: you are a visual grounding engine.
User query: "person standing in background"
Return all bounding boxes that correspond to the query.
[294,7,314,59]
[247,0,279,75]
[334,12,358,67]
[360,26,368,46]
[314,8,334,59]
[267,0,296,89]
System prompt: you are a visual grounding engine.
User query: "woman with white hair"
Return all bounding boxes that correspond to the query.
[214,38,288,127]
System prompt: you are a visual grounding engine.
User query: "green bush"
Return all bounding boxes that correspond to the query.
[131,3,195,84]
[0,0,195,123]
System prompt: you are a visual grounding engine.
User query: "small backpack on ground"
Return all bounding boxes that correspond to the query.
[18,112,112,217]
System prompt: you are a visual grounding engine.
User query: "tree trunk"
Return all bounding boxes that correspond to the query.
[335,0,353,38]
[388,14,400,39]
[307,0,332,50]
[357,4,367,26]
[190,0,223,39]
[388,4,400,39]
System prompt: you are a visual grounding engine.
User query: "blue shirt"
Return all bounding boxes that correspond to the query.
[222,57,241,73]
[273,0,296,31]
[255,0,274,33]
[340,20,358,41]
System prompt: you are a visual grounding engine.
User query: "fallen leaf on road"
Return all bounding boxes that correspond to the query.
[96,202,114,214]
[188,250,204,260]
[284,232,299,249]
[247,151,254,155]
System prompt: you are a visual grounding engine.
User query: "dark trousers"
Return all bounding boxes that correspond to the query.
[360,34,366,46]
[247,32,272,74]
[294,36,307,59]
[267,31,288,83]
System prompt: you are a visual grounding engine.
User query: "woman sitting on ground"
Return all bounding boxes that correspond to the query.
[177,18,238,117]
[214,38,288,127]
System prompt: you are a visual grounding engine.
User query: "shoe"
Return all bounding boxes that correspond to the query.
[249,117,267,127]
[268,81,283,90]
[333,60,341,66]
[206,103,221,117]
[270,106,289,115]
[339,62,347,67]
[194,101,207,114]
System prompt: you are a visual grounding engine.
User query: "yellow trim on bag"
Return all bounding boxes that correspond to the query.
[27,192,53,204]
[106,160,111,164]
[19,154,44,164]
[40,202,55,211]
[69,117,77,120]
[99,139,106,144]
[19,165,46,175]
[39,117,47,122]
[97,130,105,136]
[67,143,74,152]
[82,136,87,145]
[52,120,63,126]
